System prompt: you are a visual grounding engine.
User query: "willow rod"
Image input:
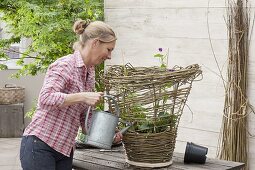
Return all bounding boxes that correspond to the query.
[218,0,249,169]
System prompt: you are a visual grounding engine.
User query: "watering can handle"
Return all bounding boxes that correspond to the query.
[84,106,92,135]
[84,95,120,135]
[102,95,120,117]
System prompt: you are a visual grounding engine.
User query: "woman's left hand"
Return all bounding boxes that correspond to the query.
[113,131,123,144]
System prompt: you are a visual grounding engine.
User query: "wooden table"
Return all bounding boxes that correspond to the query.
[73,146,245,170]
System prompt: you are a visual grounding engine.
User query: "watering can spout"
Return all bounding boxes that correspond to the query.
[119,121,136,134]
[119,126,131,134]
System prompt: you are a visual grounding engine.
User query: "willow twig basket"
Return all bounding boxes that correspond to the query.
[0,84,25,104]
[104,64,202,168]
[123,127,177,167]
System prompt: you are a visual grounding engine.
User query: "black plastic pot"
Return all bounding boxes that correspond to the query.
[184,142,208,164]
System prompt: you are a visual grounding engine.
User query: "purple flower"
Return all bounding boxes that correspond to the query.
[158,48,163,52]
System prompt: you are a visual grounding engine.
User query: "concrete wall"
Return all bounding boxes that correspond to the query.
[104,0,255,169]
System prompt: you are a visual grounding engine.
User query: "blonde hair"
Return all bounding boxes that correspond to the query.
[73,20,116,50]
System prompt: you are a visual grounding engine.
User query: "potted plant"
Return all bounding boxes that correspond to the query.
[104,58,202,168]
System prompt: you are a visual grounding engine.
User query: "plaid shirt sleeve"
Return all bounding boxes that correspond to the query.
[38,61,70,110]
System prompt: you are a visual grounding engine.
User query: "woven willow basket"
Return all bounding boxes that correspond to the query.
[123,127,177,167]
[0,84,25,104]
[104,64,202,168]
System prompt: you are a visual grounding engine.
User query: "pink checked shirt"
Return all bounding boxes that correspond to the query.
[23,50,95,157]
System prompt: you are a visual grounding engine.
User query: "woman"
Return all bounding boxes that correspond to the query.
[20,20,122,170]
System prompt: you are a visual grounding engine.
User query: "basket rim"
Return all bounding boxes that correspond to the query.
[0,87,25,90]
[125,128,177,136]
[126,159,173,168]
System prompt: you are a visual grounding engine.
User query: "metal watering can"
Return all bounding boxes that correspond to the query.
[84,95,130,149]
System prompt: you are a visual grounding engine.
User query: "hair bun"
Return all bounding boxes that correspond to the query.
[73,19,91,35]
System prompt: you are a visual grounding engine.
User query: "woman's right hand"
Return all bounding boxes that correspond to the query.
[81,92,104,106]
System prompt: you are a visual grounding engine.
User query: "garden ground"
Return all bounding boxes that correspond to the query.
[0,138,21,170]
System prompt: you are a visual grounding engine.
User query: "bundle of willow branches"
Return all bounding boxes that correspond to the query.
[218,0,250,169]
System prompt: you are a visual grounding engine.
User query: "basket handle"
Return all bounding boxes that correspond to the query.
[4,84,18,88]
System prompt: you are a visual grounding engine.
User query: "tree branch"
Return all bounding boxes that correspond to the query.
[2,48,41,59]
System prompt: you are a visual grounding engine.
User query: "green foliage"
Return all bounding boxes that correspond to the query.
[25,99,37,118]
[0,0,104,121]
[75,127,87,143]
[129,112,177,133]
[0,0,103,77]
[0,63,8,70]
[120,91,177,133]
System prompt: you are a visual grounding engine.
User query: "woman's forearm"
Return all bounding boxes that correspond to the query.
[61,93,84,107]
[61,92,103,107]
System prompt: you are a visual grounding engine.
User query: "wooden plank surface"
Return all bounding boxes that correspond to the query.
[0,104,24,137]
[73,146,245,170]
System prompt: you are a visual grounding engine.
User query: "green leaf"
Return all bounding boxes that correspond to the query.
[0,64,8,70]
[0,52,10,60]
[154,53,164,58]
[165,82,172,88]
[138,121,150,131]
[158,111,168,117]
[160,63,167,68]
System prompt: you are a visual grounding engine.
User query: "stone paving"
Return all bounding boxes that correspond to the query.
[0,138,22,170]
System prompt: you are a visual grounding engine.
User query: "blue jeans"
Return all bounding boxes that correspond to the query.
[20,135,73,170]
